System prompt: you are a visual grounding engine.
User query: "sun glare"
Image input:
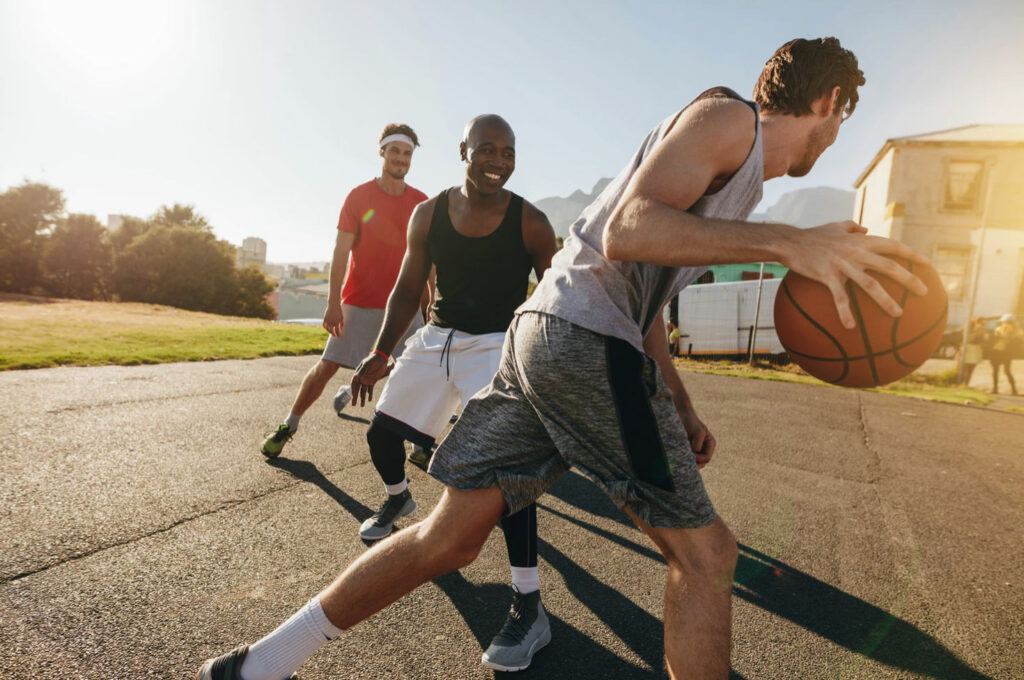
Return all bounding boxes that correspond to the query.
[18,1,183,89]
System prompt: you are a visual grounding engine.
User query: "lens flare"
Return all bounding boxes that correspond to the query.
[362,209,375,223]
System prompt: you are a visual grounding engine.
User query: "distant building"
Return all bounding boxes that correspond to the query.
[854,125,1024,326]
[236,237,267,269]
[276,279,330,322]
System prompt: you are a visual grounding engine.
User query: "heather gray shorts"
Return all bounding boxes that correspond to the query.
[321,304,422,369]
[428,312,716,529]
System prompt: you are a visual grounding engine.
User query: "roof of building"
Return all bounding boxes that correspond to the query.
[854,124,1024,187]
[281,281,331,297]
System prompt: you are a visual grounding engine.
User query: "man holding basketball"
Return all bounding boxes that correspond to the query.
[199,37,928,680]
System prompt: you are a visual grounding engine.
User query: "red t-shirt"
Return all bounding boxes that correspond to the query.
[338,179,427,308]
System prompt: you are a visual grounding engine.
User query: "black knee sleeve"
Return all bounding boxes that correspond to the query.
[500,503,538,568]
[366,420,407,485]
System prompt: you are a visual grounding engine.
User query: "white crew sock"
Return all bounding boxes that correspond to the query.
[240,597,342,680]
[284,413,300,431]
[384,478,408,496]
[510,566,540,595]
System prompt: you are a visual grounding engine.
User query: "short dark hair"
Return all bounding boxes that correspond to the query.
[379,123,420,147]
[754,38,865,119]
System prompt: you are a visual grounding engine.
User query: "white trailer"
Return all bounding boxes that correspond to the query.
[672,278,786,359]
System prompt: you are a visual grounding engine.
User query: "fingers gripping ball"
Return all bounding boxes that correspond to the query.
[774,256,948,388]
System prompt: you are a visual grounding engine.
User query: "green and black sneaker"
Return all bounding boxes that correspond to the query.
[260,424,295,458]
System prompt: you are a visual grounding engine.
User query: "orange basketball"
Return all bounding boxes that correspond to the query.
[774,257,948,388]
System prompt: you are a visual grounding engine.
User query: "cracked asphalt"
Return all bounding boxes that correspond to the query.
[1,356,1021,679]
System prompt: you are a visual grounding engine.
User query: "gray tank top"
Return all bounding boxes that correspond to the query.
[519,87,764,351]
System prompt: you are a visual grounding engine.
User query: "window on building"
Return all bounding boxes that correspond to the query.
[933,246,973,302]
[943,161,984,212]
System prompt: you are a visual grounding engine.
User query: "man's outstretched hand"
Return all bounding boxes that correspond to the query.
[351,353,390,406]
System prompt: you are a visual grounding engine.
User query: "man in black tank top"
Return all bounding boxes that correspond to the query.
[347,114,557,671]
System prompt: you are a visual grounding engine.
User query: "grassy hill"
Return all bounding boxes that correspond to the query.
[0,296,326,370]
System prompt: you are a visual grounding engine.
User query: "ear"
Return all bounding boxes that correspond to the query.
[379,146,386,158]
[459,141,468,162]
[820,86,842,118]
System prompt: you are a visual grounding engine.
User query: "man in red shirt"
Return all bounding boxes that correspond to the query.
[261,124,428,458]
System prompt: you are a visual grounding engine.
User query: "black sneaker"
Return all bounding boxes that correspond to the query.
[196,646,248,680]
[481,588,551,672]
[260,424,294,458]
[358,489,417,540]
[196,646,296,680]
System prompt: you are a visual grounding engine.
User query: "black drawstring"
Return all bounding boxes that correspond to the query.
[439,328,456,381]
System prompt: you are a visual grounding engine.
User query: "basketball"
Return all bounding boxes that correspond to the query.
[774,257,948,388]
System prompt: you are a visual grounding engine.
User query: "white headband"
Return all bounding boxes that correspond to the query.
[380,133,415,149]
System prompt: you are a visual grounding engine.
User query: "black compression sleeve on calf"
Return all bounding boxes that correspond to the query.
[500,503,538,568]
[366,420,407,486]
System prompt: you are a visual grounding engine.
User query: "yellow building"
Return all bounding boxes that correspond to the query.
[853,125,1024,326]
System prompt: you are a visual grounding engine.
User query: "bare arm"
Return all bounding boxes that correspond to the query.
[522,201,558,280]
[603,97,928,329]
[323,230,356,336]
[351,199,434,404]
[643,307,715,468]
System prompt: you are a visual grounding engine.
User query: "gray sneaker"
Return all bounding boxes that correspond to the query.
[359,489,417,540]
[333,385,352,415]
[481,588,551,672]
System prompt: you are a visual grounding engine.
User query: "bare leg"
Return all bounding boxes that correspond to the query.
[624,509,737,680]
[289,359,341,416]
[320,486,506,628]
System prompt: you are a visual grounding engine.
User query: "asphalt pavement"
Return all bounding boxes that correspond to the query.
[1,356,1021,679]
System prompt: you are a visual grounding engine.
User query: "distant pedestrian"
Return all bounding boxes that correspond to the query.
[961,317,986,384]
[990,313,1021,395]
[667,320,681,357]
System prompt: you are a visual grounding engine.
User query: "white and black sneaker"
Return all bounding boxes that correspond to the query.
[358,489,417,540]
[481,588,551,672]
[333,385,352,416]
[196,646,295,680]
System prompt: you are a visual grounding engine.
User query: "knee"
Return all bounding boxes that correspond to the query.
[417,514,490,573]
[319,360,340,378]
[666,522,738,587]
[365,421,394,449]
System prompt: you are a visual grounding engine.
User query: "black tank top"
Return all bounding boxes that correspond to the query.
[427,188,530,334]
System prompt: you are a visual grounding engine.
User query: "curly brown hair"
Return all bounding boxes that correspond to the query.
[379,123,420,147]
[754,38,865,119]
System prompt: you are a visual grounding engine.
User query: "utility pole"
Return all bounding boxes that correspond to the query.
[748,262,767,365]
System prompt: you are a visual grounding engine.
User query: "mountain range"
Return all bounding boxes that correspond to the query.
[533,181,855,238]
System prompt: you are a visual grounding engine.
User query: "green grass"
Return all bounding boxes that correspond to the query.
[0,298,327,370]
[676,358,997,407]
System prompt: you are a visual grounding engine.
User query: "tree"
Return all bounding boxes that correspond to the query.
[0,182,65,293]
[112,225,238,313]
[150,203,211,232]
[231,265,276,319]
[109,216,151,255]
[43,214,113,300]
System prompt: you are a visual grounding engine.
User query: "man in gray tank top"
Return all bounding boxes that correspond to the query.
[198,37,930,680]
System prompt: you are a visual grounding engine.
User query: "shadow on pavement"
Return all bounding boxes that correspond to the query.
[336,413,371,424]
[541,476,991,680]
[431,570,665,679]
[735,545,993,680]
[265,457,375,523]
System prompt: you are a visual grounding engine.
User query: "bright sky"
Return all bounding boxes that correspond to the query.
[2,0,1022,263]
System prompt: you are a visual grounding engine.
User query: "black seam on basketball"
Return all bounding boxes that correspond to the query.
[779,279,850,383]
[848,281,880,385]
[783,318,947,363]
